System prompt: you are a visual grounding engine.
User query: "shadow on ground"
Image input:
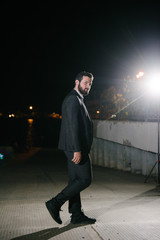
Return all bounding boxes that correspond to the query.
[10,223,88,240]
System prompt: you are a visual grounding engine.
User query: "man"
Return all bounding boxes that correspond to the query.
[45,71,96,225]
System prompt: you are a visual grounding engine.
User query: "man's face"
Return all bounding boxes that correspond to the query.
[78,76,92,96]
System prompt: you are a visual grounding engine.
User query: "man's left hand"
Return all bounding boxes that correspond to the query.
[72,152,82,164]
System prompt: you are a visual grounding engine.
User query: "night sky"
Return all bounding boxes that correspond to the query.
[2,2,160,113]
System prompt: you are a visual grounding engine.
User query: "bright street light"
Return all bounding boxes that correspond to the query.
[136,70,160,98]
[146,73,160,97]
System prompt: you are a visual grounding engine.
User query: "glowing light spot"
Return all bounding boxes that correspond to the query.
[136,71,144,79]
[28,119,34,124]
[0,153,4,160]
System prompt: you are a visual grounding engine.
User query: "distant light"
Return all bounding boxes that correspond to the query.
[136,71,144,79]
[28,118,34,124]
[9,114,15,118]
[49,113,61,119]
[97,110,100,114]
[29,106,33,110]
[0,153,4,160]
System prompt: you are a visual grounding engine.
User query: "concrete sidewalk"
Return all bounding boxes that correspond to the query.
[0,148,160,240]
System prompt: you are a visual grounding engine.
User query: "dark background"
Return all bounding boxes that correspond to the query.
[1,1,160,113]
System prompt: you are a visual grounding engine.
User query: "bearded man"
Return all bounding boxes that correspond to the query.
[45,71,96,225]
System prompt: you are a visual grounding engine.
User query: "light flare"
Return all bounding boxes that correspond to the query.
[146,73,160,97]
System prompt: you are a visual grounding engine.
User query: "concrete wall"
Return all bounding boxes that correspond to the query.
[91,120,159,176]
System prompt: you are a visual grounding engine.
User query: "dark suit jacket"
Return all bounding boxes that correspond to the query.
[58,89,93,154]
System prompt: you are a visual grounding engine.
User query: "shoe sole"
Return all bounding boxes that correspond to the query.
[45,202,62,224]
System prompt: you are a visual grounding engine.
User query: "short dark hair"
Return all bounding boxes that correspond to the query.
[75,71,94,82]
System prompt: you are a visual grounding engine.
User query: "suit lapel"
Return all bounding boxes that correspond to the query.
[72,89,91,121]
[81,99,91,121]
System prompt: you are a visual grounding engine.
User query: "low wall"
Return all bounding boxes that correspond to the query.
[91,120,159,176]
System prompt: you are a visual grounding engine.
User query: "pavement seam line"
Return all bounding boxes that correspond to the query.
[91,225,104,240]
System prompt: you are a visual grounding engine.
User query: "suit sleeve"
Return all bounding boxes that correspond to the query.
[65,95,81,152]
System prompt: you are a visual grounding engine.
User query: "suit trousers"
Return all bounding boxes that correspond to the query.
[55,151,92,216]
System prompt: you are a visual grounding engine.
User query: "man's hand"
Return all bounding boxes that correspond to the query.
[72,152,82,164]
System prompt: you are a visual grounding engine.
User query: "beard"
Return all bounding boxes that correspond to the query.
[78,84,89,96]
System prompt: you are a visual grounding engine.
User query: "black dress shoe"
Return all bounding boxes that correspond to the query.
[45,199,62,224]
[71,212,96,224]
